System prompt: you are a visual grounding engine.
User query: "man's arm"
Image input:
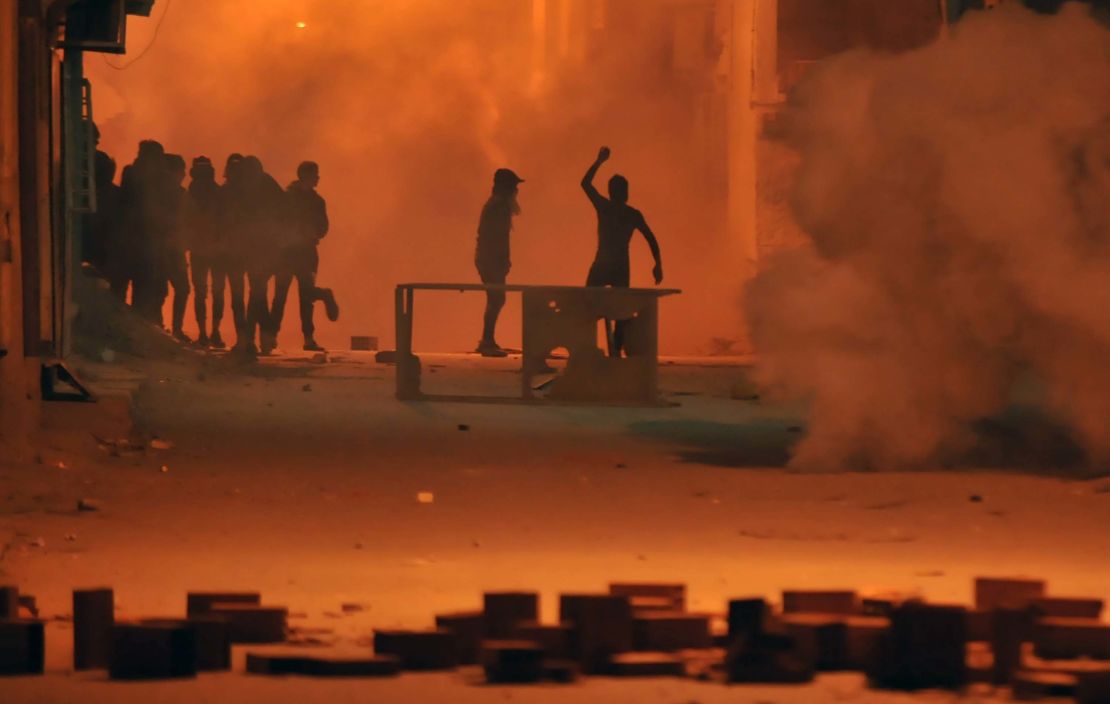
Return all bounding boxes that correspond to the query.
[581,146,610,208]
[314,193,329,240]
[638,214,663,285]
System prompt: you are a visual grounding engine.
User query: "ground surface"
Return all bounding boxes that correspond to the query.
[1,349,1107,703]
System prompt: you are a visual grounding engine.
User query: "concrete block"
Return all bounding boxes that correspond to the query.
[974,577,1046,611]
[0,619,45,675]
[482,640,545,683]
[74,588,114,669]
[727,598,768,644]
[513,621,572,659]
[373,629,457,670]
[726,647,814,683]
[246,651,399,677]
[1077,671,1110,704]
[991,607,1031,685]
[109,623,197,680]
[966,609,992,642]
[0,586,18,620]
[186,591,260,617]
[1012,670,1077,700]
[483,592,538,639]
[782,590,858,615]
[868,603,968,691]
[966,641,994,684]
[781,613,849,671]
[18,595,38,619]
[844,616,889,670]
[141,616,231,671]
[207,604,286,644]
[610,651,685,677]
[1032,597,1104,620]
[559,593,633,674]
[609,583,685,613]
[542,658,579,683]
[435,611,485,665]
[1032,618,1110,660]
[633,612,711,651]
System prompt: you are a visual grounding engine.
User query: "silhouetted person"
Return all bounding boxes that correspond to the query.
[119,139,170,320]
[234,155,285,357]
[185,156,224,347]
[84,149,121,276]
[270,161,339,352]
[164,153,191,342]
[216,153,248,348]
[581,146,663,356]
[474,168,523,357]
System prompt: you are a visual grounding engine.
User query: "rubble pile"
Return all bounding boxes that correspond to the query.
[1,578,1108,701]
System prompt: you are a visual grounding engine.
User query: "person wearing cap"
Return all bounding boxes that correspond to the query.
[474,167,523,357]
[581,145,663,357]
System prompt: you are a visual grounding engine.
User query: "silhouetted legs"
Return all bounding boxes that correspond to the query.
[476,264,508,356]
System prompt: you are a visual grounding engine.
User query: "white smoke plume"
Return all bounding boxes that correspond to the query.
[747,3,1110,472]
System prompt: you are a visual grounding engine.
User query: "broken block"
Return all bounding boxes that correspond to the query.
[0,619,45,675]
[974,577,1045,611]
[781,613,849,671]
[373,629,457,670]
[966,641,994,684]
[861,591,921,617]
[350,336,378,352]
[141,616,231,671]
[633,612,711,651]
[1032,618,1110,660]
[1032,597,1104,620]
[0,586,18,620]
[1012,670,1077,700]
[782,590,858,615]
[483,640,545,683]
[17,595,38,619]
[559,593,633,674]
[483,592,539,639]
[868,603,968,691]
[74,588,114,670]
[207,604,286,644]
[609,583,685,613]
[610,651,685,677]
[435,611,485,665]
[1077,671,1110,704]
[727,598,768,644]
[513,621,572,659]
[186,591,261,617]
[110,623,197,680]
[246,652,309,675]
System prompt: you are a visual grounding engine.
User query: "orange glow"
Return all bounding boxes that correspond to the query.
[294,21,307,29]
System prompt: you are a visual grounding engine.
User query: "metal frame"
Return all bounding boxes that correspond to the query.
[394,283,681,406]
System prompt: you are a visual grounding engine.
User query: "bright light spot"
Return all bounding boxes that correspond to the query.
[417,491,435,504]
[295,21,307,29]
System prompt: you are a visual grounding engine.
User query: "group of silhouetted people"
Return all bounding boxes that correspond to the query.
[84,136,339,358]
[474,146,664,358]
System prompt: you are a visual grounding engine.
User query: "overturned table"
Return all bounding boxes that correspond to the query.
[394,283,682,405]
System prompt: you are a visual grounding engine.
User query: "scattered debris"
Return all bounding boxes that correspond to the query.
[150,439,174,451]
[77,499,100,512]
[65,534,77,542]
[457,424,470,432]
[301,383,312,392]
[159,465,169,473]
[340,603,366,614]
[969,494,983,503]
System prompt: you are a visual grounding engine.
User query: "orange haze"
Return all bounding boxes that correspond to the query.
[88,0,742,355]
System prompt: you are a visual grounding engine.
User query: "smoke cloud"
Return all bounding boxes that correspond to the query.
[747,3,1110,472]
[87,0,738,354]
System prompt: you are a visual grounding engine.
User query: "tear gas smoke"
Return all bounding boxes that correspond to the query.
[88,0,738,354]
[747,4,1110,471]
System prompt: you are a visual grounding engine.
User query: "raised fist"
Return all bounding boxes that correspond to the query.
[598,146,611,162]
